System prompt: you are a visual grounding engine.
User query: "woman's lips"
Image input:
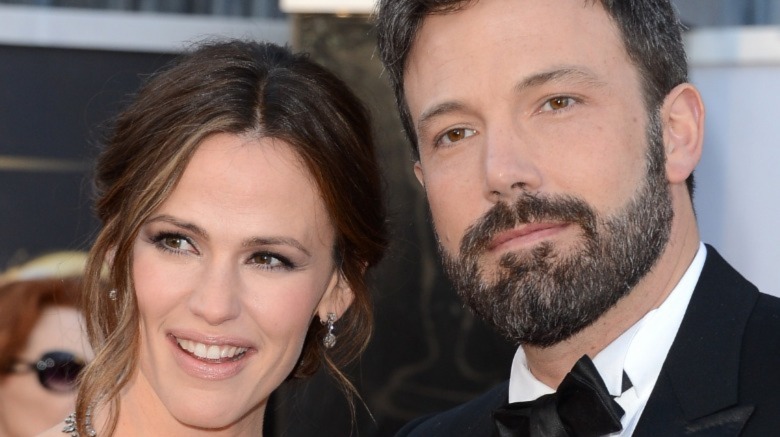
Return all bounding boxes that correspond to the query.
[167,333,255,380]
[176,338,248,361]
[488,222,569,252]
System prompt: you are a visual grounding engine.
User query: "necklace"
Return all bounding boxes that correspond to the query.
[62,411,97,437]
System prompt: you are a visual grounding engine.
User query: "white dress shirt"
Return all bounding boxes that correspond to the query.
[508,242,708,436]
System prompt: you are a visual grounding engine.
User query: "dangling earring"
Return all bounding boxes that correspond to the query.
[322,312,337,349]
[108,289,117,301]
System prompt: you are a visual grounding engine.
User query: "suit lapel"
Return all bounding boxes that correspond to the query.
[634,246,759,436]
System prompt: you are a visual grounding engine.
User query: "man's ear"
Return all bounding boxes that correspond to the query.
[662,83,705,185]
[316,270,354,322]
[413,160,425,188]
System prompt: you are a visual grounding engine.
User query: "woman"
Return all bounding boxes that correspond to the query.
[0,252,93,437]
[51,41,388,436]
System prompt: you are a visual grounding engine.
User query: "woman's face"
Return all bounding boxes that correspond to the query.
[128,133,352,433]
[0,306,91,437]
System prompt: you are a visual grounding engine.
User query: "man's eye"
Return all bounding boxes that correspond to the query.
[541,96,576,112]
[438,128,477,146]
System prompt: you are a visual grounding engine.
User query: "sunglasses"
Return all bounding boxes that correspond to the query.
[9,351,85,392]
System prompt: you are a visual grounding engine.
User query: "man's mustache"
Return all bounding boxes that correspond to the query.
[459,192,598,257]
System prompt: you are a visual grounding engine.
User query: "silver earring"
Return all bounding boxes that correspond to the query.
[108,289,117,301]
[323,312,337,349]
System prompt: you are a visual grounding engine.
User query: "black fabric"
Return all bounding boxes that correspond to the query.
[621,371,632,394]
[492,355,624,437]
[395,246,780,437]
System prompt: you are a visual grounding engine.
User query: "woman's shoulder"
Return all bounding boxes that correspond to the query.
[37,419,69,437]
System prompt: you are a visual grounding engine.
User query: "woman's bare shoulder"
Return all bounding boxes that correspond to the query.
[37,420,69,437]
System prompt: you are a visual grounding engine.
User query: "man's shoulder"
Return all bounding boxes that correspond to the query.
[639,245,780,435]
[741,290,780,364]
[749,288,780,329]
[395,380,508,437]
[699,245,780,320]
[686,245,780,361]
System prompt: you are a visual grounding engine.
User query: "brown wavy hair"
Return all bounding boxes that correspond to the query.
[77,40,388,434]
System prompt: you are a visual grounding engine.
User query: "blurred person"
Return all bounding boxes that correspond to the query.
[0,252,91,286]
[376,0,780,435]
[42,40,387,437]
[0,252,93,437]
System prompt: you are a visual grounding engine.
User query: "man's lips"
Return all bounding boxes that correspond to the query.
[487,223,569,251]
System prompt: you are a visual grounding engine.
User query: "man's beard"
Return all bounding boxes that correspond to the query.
[439,111,673,347]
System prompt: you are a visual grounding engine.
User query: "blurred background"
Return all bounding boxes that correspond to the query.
[1,0,779,435]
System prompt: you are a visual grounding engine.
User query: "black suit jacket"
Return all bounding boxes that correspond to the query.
[396,246,780,436]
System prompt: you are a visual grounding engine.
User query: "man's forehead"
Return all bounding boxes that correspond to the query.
[403,0,629,105]
[407,0,619,62]
[406,0,616,59]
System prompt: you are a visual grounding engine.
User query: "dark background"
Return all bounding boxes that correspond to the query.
[0,45,175,267]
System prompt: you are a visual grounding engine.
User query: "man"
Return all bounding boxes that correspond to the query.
[376,0,780,435]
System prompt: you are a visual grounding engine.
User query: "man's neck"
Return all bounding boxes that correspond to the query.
[522,206,701,388]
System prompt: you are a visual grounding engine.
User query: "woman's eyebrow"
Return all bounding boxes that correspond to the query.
[146,215,209,239]
[147,215,311,256]
[242,237,310,257]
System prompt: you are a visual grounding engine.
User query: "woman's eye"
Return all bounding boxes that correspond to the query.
[163,236,188,250]
[151,233,196,255]
[252,254,279,266]
[248,253,292,269]
[541,96,576,112]
[437,127,477,146]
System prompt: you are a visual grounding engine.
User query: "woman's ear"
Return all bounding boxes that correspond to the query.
[105,247,117,267]
[317,270,354,322]
[662,83,705,185]
[103,247,117,281]
[413,160,425,188]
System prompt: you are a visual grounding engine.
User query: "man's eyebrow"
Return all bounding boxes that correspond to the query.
[416,100,467,139]
[415,67,605,137]
[514,66,606,92]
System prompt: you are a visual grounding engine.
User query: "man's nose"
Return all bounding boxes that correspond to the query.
[482,123,543,203]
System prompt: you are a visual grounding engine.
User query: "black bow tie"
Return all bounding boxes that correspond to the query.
[492,355,625,437]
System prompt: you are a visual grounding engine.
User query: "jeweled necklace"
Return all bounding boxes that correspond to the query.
[62,411,97,437]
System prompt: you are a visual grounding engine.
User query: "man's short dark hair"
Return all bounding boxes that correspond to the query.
[375,0,694,195]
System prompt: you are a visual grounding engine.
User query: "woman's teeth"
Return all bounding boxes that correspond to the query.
[176,338,248,360]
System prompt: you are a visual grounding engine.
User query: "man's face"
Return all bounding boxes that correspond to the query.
[404,0,673,345]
